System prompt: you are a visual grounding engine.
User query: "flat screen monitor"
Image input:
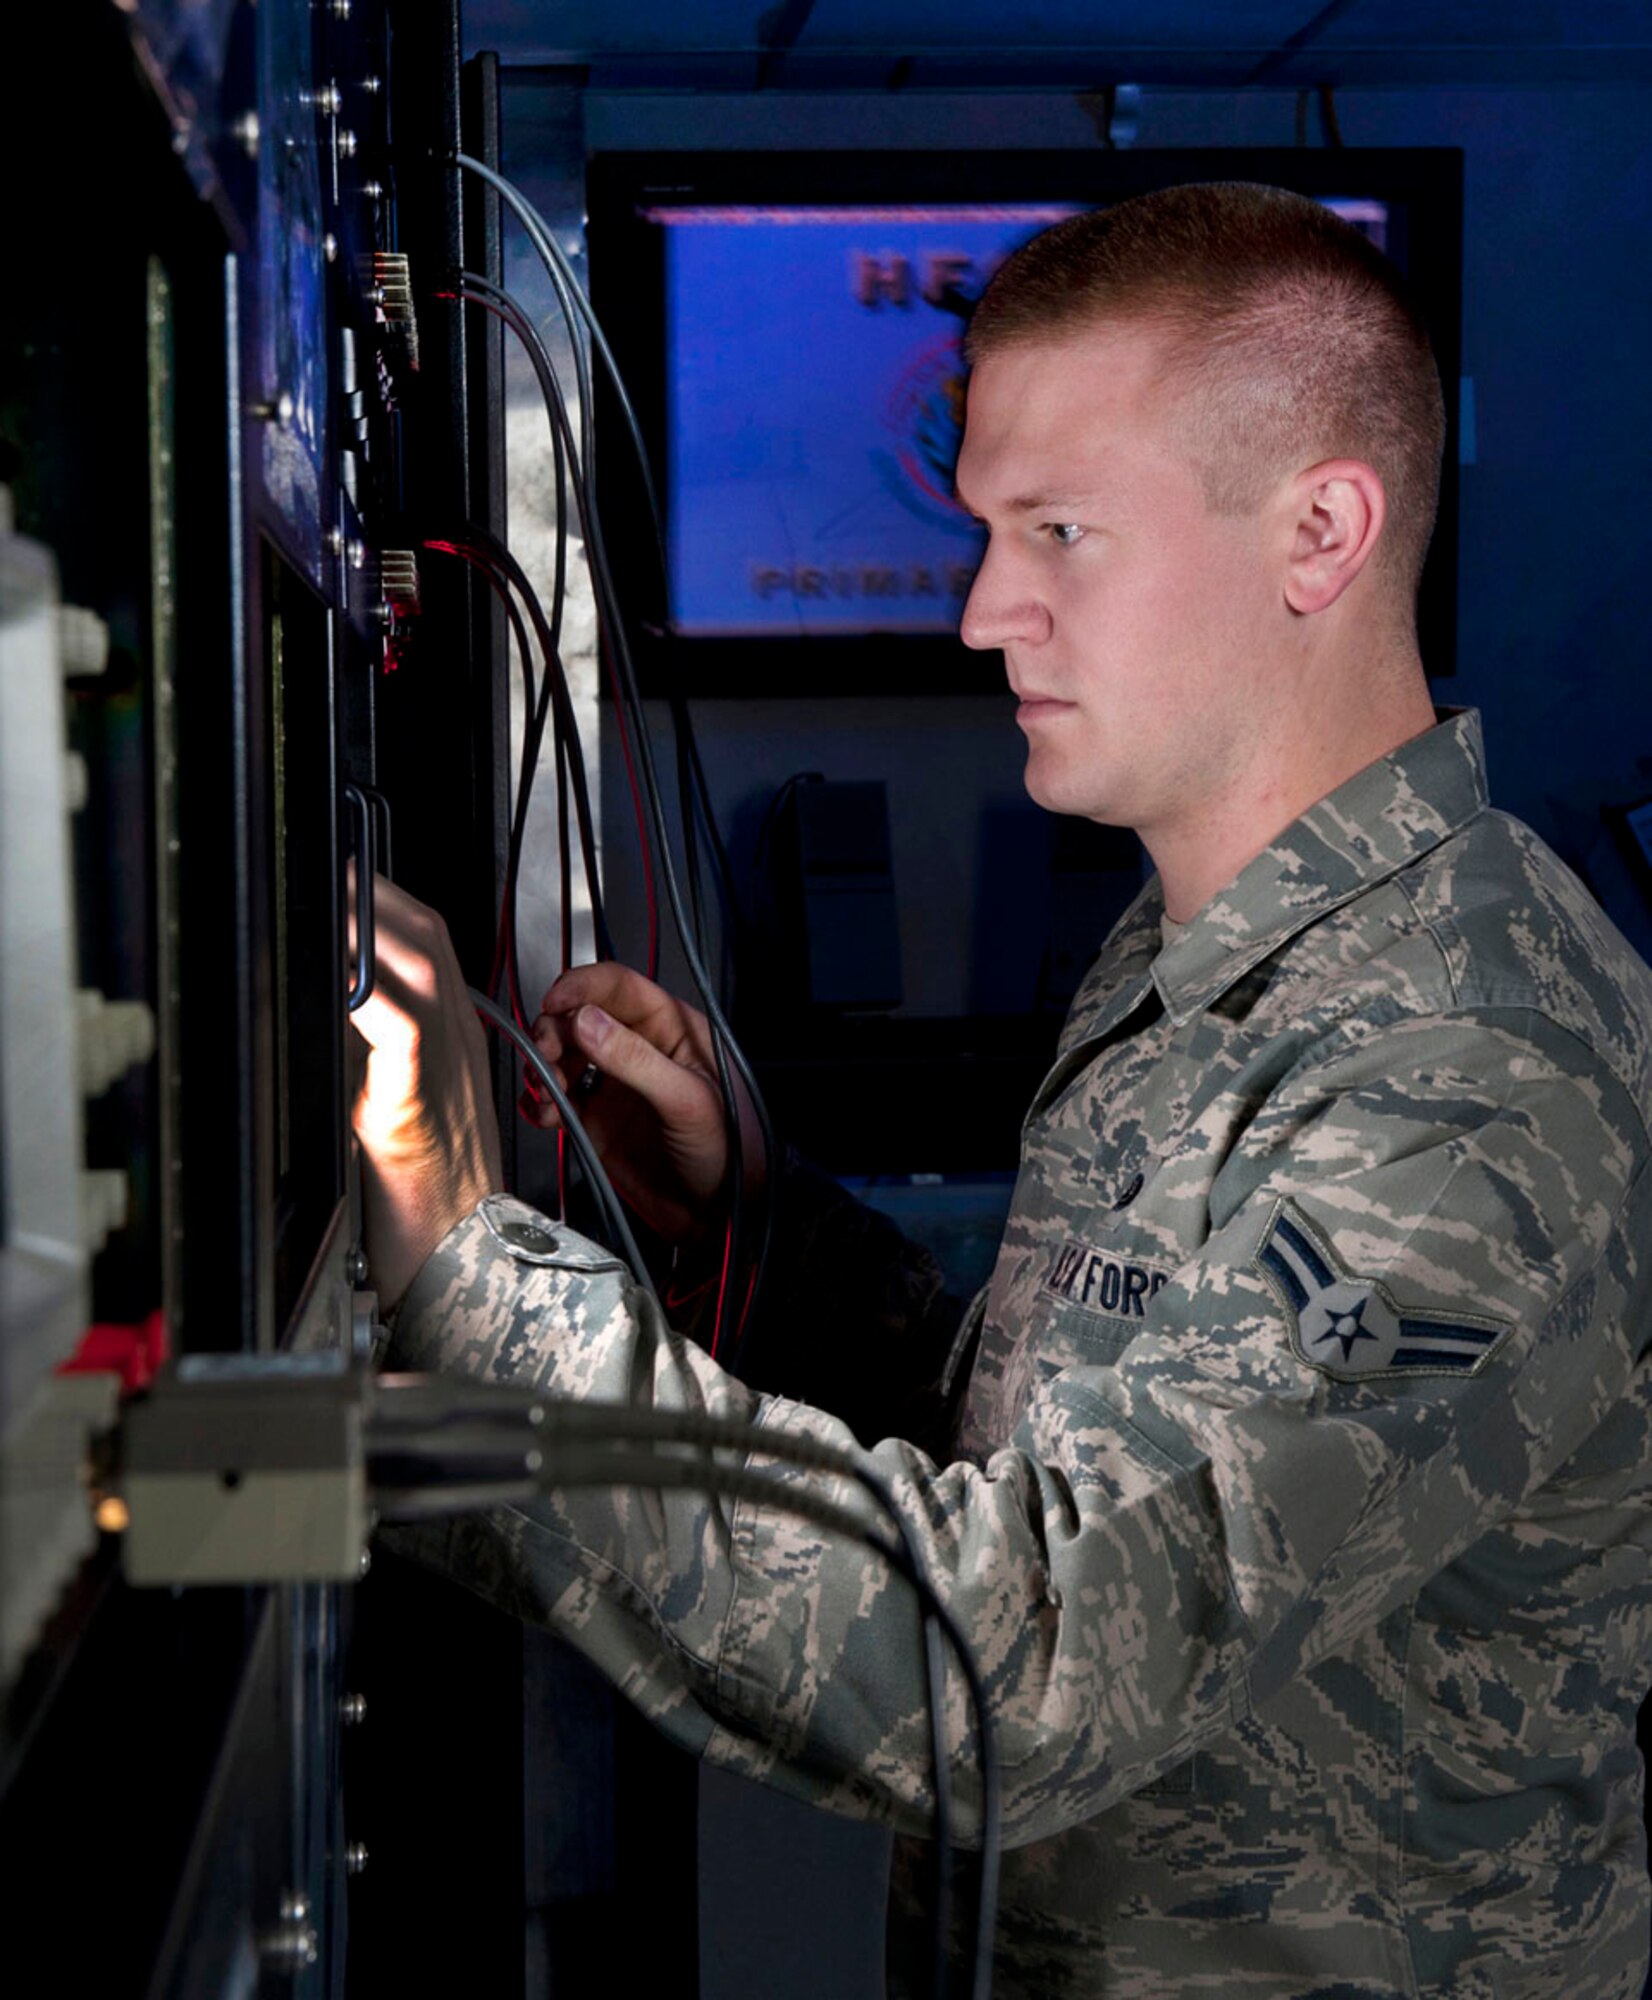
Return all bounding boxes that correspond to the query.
[588,150,1462,694]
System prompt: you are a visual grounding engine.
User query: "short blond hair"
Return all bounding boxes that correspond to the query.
[966,183,1446,599]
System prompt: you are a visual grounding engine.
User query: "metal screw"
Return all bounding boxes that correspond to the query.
[346,1842,369,1876]
[252,391,295,427]
[279,1893,310,1924]
[259,1921,318,1972]
[337,129,358,160]
[361,75,382,95]
[347,539,366,570]
[357,1545,372,1579]
[332,0,352,16]
[346,1248,369,1284]
[323,233,338,263]
[363,180,384,202]
[232,111,260,158]
[339,1691,367,1726]
[326,526,345,557]
[312,82,343,116]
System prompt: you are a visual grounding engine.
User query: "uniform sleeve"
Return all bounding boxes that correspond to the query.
[381,1005,1651,1849]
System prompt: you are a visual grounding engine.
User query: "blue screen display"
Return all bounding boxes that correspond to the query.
[659,203,1079,636]
[655,197,1392,640]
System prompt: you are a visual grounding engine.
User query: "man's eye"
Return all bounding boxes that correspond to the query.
[1044,523,1085,548]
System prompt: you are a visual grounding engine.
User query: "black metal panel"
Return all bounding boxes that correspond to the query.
[378,8,508,965]
[338,16,532,1997]
[343,1550,528,1994]
[1,6,364,1991]
[0,1562,274,1997]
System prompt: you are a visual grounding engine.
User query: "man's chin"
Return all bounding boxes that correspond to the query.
[1022,756,1112,823]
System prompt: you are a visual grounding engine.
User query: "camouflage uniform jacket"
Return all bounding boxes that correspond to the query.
[387,709,1652,1998]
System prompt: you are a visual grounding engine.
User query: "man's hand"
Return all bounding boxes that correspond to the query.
[526,964,762,1245]
[349,870,504,1312]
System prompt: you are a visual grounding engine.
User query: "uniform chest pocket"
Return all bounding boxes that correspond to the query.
[999,1292,1146,1429]
[1042,1299,1140,1370]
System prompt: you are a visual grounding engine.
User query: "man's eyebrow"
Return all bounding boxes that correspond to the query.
[951,486,1101,516]
[1007,492,1097,513]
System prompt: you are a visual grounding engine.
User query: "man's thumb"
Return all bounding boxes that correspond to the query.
[575,1004,710,1130]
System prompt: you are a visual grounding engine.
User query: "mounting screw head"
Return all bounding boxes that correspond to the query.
[259,1921,318,1972]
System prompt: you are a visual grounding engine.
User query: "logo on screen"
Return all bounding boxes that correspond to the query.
[884,332,976,532]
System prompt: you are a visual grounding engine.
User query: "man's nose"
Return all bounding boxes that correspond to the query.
[958,544,1052,652]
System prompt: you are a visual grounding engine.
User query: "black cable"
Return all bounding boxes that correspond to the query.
[458,174,737,982]
[568,378,770,1358]
[452,171,776,1355]
[446,276,609,1015]
[555,722,574,973]
[454,281,751,1357]
[422,540,545,1016]
[686,723,744,1004]
[449,282,612,978]
[456,154,660,550]
[468,986,654,1299]
[368,1390,1001,2000]
[508,212,747,978]
[445,518,614,968]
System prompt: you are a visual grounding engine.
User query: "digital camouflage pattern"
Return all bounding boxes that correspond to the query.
[386,710,1652,1998]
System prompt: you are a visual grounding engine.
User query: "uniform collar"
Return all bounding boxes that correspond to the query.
[1150,707,1489,1028]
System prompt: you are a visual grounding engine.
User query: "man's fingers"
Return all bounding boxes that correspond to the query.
[571,1004,718,1135]
[541,962,710,1066]
[361,874,449,995]
[542,961,654,1020]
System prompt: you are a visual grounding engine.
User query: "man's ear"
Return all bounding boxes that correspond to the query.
[1282,458,1386,615]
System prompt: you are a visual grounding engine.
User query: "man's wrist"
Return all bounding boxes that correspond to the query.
[366,1164,502,1316]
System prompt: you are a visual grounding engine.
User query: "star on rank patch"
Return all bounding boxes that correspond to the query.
[1255,1200,1512,1381]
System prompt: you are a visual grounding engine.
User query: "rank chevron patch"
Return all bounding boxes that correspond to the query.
[1255,1200,1512,1382]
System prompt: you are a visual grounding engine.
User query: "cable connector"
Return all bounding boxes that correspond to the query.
[378,548,421,621]
[369,251,419,369]
[116,1360,547,1586]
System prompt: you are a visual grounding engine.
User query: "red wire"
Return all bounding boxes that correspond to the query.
[599,623,659,980]
[708,1220,735,1361]
[732,1257,759,1355]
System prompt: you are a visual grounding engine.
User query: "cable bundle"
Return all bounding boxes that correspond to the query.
[435,160,771,1363]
